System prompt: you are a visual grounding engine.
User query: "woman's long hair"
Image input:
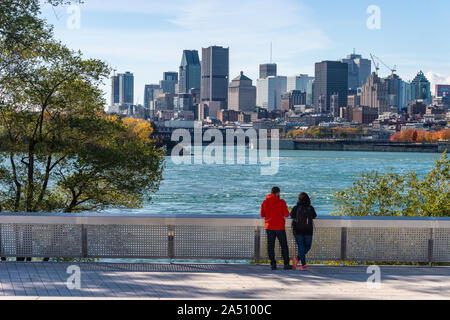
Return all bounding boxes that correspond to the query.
[297,192,311,206]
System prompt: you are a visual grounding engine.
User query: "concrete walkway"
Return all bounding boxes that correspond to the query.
[0,262,449,299]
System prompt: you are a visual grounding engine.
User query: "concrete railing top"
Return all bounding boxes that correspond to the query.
[1,212,449,228]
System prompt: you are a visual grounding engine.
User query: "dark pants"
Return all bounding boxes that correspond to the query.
[266,230,290,266]
[295,234,313,266]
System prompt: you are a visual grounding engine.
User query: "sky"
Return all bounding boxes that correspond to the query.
[40,0,450,105]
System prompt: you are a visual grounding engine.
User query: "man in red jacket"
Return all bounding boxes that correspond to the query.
[260,187,290,270]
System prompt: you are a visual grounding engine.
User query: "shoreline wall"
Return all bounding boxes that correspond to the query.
[278,139,449,153]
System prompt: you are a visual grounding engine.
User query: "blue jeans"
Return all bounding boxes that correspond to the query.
[266,230,290,266]
[295,235,313,266]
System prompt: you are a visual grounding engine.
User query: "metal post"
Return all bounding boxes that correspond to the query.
[254,226,262,261]
[340,227,347,262]
[428,228,434,267]
[81,225,88,258]
[168,225,175,260]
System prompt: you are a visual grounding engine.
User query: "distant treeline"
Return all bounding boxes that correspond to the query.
[390,129,450,142]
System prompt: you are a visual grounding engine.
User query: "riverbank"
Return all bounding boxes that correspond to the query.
[277,139,449,153]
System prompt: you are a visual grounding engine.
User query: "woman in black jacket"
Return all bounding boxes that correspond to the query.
[290,193,317,270]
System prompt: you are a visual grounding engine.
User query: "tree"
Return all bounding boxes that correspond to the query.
[332,152,449,217]
[0,0,165,213]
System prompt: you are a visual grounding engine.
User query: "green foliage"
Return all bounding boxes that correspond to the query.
[0,0,165,213]
[333,152,450,217]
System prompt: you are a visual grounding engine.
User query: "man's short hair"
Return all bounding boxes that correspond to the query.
[271,187,280,194]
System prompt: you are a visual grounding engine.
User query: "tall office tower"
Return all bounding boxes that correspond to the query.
[314,61,348,114]
[436,84,450,97]
[338,52,371,90]
[179,50,201,94]
[360,72,389,115]
[111,74,120,105]
[201,46,229,117]
[411,71,432,104]
[306,80,315,107]
[144,84,161,109]
[400,81,412,109]
[256,76,287,111]
[385,74,403,110]
[281,90,307,111]
[159,72,178,94]
[228,71,256,113]
[118,72,134,105]
[286,74,315,92]
[259,63,277,79]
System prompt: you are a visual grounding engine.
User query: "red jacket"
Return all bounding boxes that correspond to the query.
[260,194,290,230]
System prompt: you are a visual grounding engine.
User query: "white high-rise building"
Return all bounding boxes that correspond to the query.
[256,76,287,111]
[286,74,314,92]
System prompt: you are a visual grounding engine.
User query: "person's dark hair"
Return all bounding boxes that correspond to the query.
[297,192,311,206]
[271,187,281,194]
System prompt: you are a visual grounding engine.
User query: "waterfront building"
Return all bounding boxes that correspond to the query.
[259,63,277,79]
[201,46,229,117]
[118,72,134,106]
[338,52,371,90]
[286,74,314,92]
[256,76,287,111]
[352,106,378,124]
[314,61,348,114]
[411,71,432,104]
[228,71,256,113]
[179,50,201,94]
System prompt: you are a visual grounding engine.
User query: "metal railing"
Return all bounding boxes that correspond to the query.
[0,214,449,263]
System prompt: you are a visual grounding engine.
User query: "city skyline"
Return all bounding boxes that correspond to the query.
[41,0,450,105]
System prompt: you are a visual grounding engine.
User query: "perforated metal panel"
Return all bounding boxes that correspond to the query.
[433,228,450,262]
[260,227,341,261]
[346,228,429,262]
[174,226,255,259]
[0,224,82,258]
[86,225,168,258]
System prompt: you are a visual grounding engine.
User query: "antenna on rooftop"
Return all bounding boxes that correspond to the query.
[270,42,273,64]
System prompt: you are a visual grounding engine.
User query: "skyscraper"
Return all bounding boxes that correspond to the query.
[314,61,348,113]
[228,71,256,113]
[179,50,201,94]
[144,84,161,109]
[359,72,389,115]
[118,72,134,105]
[338,52,371,90]
[411,71,432,104]
[286,74,315,92]
[256,76,287,111]
[111,74,120,105]
[159,72,178,94]
[259,63,277,79]
[201,46,229,117]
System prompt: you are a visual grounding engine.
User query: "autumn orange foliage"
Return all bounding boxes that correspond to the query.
[390,129,450,142]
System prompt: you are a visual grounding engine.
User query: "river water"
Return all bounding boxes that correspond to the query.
[108,150,439,217]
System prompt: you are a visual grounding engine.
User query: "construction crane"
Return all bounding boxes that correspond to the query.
[370,54,380,75]
[371,54,397,77]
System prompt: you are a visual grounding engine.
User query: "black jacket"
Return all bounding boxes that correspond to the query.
[290,205,317,236]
